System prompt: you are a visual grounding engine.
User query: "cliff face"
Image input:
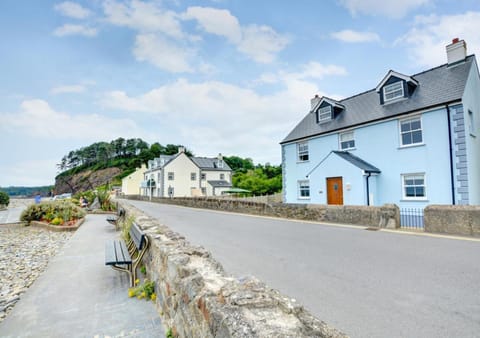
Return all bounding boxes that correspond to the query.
[54,167,122,194]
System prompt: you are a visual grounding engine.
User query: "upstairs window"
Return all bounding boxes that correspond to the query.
[402,174,426,199]
[318,106,332,122]
[220,173,225,180]
[168,172,174,180]
[339,131,355,150]
[191,173,196,181]
[383,81,404,102]
[400,117,423,146]
[297,142,309,162]
[201,173,206,180]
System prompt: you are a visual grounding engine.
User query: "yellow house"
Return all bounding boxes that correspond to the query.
[121,164,147,196]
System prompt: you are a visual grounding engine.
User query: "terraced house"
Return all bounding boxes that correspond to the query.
[141,148,232,198]
[281,39,480,208]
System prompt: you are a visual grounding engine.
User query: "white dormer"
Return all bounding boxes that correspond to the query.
[376,70,418,104]
[311,96,345,123]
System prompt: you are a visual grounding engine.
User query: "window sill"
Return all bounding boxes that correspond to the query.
[398,143,425,149]
[297,160,310,164]
[298,197,311,200]
[383,97,407,105]
[340,147,356,151]
[400,199,428,202]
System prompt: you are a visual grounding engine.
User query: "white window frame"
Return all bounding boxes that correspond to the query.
[297,142,309,162]
[168,172,174,180]
[383,81,404,102]
[401,173,427,200]
[318,106,332,123]
[191,172,196,181]
[339,131,355,150]
[399,116,423,147]
[201,173,206,180]
[297,180,310,199]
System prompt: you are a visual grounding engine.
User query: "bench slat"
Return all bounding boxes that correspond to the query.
[130,222,145,250]
[105,240,132,265]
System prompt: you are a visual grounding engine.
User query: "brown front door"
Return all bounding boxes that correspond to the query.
[327,177,343,205]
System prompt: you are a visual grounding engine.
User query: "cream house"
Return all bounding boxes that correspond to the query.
[141,148,232,198]
[121,164,146,195]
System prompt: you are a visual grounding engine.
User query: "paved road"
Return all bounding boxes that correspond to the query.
[125,200,480,338]
[0,199,33,224]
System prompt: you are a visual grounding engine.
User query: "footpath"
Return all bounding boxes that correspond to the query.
[0,214,165,338]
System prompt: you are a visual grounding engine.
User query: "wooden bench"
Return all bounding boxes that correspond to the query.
[106,207,125,231]
[105,222,149,287]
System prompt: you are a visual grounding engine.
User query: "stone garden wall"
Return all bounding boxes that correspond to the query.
[120,202,347,338]
[125,195,400,229]
[425,205,480,237]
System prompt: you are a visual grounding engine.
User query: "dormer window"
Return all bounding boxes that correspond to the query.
[318,106,332,123]
[383,81,404,102]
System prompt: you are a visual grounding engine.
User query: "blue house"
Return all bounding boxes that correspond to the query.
[281,39,480,208]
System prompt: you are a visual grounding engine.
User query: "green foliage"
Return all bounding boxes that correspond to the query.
[166,328,174,338]
[20,201,86,225]
[128,279,156,301]
[224,156,282,195]
[140,265,147,275]
[0,191,10,206]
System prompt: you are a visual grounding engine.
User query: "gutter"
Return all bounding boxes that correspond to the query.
[446,105,456,205]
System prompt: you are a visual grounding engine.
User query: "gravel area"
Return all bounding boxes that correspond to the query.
[0,224,73,322]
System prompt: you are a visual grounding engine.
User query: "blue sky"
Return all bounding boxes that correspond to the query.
[1,0,480,186]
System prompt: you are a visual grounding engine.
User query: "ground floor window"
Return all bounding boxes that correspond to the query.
[402,173,426,199]
[298,180,310,199]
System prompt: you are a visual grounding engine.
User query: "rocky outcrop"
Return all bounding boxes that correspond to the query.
[54,167,122,194]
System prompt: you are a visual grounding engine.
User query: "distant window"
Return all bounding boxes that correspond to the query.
[402,174,426,199]
[298,180,310,199]
[220,173,225,180]
[201,187,206,195]
[201,173,206,180]
[297,142,309,162]
[317,106,332,122]
[400,117,423,146]
[168,172,174,180]
[191,173,196,181]
[339,131,355,150]
[469,110,476,136]
[383,81,404,102]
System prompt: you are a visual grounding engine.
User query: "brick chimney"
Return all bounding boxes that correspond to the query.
[310,94,321,111]
[446,38,467,65]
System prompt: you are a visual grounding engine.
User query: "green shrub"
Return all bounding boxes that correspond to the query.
[20,201,86,225]
[0,191,9,207]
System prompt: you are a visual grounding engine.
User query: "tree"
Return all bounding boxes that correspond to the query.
[0,191,10,206]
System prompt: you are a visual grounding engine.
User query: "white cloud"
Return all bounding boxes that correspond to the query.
[238,24,290,63]
[0,99,142,140]
[256,62,347,85]
[51,84,86,94]
[183,7,289,63]
[338,0,430,18]
[54,1,91,19]
[399,11,480,67]
[183,6,242,43]
[53,24,97,37]
[331,29,380,43]
[99,69,343,163]
[133,34,194,73]
[103,0,184,38]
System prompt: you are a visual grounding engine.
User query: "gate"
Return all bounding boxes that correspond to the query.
[400,208,424,229]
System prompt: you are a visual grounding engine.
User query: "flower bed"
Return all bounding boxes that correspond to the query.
[20,200,86,230]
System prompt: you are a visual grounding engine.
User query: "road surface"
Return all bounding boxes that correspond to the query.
[125,200,480,338]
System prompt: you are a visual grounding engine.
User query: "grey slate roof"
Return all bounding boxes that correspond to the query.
[281,56,475,144]
[207,180,232,187]
[192,157,232,171]
[332,151,381,173]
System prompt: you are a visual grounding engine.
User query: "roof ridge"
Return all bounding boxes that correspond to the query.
[338,55,474,103]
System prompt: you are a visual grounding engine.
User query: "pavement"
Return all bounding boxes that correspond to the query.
[0,199,33,224]
[0,214,165,338]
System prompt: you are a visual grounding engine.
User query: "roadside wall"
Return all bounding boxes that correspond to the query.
[425,205,480,237]
[124,195,400,228]
[120,202,347,338]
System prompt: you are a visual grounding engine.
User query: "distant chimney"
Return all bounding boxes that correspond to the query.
[178,146,185,154]
[446,38,467,65]
[310,94,321,111]
[217,153,223,160]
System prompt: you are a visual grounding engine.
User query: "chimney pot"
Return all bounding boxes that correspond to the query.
[452,38,459,44]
